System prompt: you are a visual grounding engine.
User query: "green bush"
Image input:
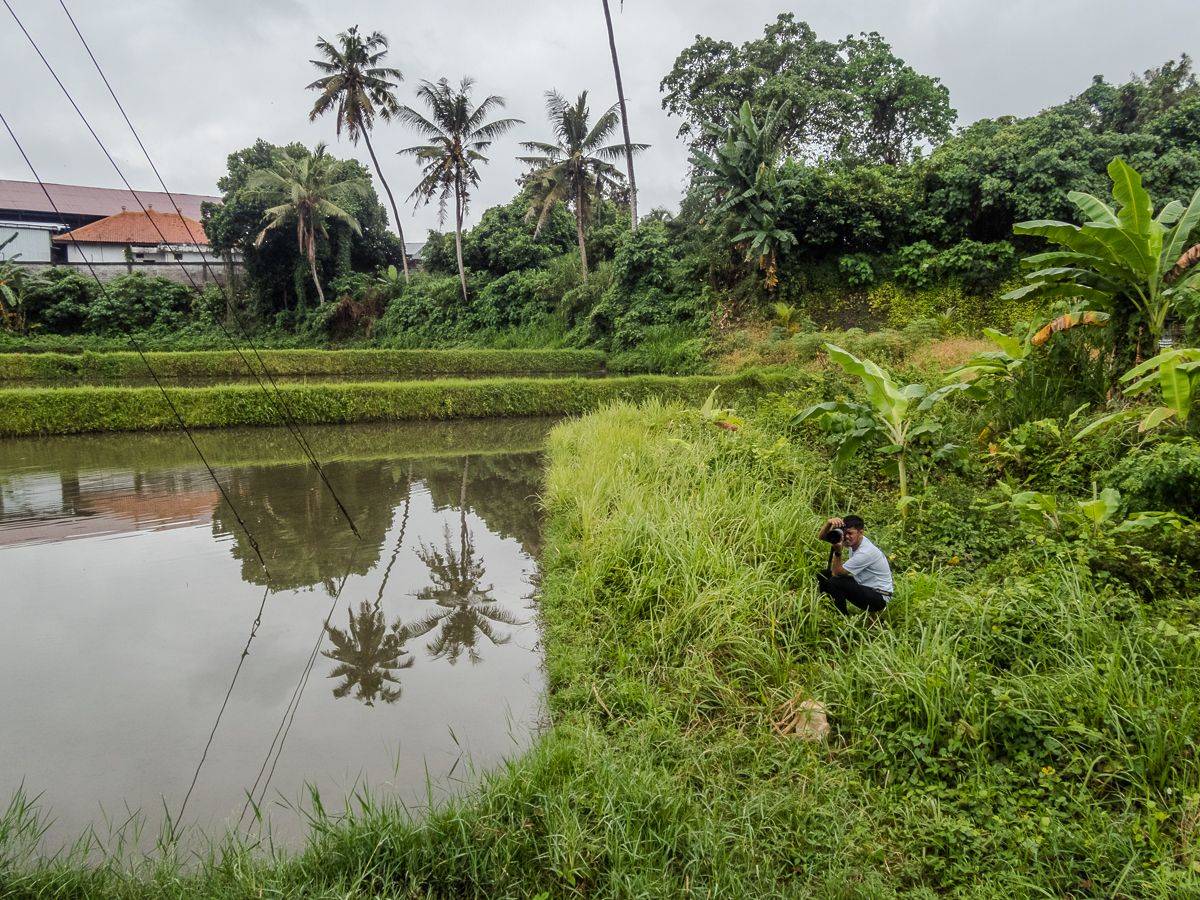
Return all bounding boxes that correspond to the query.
[1103,439,1200,519]
[0,372,794,435]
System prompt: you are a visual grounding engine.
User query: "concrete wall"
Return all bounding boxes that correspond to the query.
[15,260,239,289]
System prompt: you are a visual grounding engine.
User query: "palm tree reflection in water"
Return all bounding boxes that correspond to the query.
[409,457,524,665]
[321,463,417,706]
[321,601,414,706]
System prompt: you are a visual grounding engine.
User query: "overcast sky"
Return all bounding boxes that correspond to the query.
[2,0,1198,239]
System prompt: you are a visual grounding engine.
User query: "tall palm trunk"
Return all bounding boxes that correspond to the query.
[361,130,409,283]
[576,177,589,283]
[602,0,638,232]
[454,172,468,302]
[300,216,325,304]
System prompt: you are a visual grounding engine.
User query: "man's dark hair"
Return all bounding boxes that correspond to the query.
[843,515,865,530]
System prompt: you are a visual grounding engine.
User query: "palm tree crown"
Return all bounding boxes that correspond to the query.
[398,77,522,300]
[519,90,647,281]
[245,143,369,306]
[307,25,411,281]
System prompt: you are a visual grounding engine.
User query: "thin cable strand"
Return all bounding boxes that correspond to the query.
[9,0,360,538]
[0,109,270,577]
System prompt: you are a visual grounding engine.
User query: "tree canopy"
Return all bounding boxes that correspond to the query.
[660,14,954,164]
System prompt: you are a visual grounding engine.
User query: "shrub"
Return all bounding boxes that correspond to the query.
[1103,439,1200,519]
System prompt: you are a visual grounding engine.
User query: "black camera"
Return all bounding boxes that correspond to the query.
[822,527,845,545]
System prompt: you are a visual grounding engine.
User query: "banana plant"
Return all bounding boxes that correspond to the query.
[1077,347,1200,438]
[1003,158,1200,347]
[789,344,959,506]
[0,232,29,333]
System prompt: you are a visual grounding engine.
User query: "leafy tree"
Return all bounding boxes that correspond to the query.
[1067,55,1199,135]
[461,190,576,277]
[307,24,412,282]
[600,0,640,230]
[519,90,645,282]
[321,601,414,706]
[689,101,799,292]
[245,143,370,306]
[838,31,955,165]
[661,14,953,163]
[203,140,395,317]
[398,77,522,301]
[1005,158,1200,356]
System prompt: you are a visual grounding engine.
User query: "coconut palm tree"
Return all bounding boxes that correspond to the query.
[601,0,640,231]
[519,90,647,282]
[307,25,411,283]
[245,143,369,305]
[397,77,522,301]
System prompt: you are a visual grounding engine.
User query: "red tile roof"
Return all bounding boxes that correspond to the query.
[0,180,219,221]
[53,208,210,246]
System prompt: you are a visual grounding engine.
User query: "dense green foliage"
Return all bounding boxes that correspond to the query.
[202,140,402,318]
[661,14,955,164]
[0,372,792,436]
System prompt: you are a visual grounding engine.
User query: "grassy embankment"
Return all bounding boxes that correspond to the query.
[0,349,606,380]
[0,372,793,436]
[3,391,1197,899]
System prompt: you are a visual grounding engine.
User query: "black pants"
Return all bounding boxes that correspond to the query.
[817,568,889,614]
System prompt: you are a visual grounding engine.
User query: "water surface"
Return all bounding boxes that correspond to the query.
[0,419,554,850]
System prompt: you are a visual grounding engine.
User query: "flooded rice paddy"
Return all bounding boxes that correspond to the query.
[0,418,555,849]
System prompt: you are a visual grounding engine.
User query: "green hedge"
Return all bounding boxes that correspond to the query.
[0,348,607,380]
[0,372,794,436]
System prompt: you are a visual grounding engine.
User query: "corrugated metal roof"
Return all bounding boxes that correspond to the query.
[0,180,220,221]
[52,209,210,246]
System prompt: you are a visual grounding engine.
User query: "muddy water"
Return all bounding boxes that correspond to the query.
[0,419,555,849]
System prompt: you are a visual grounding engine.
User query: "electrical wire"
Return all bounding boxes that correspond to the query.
[4,0,361,539]
[171,584,271,841]
[237,545,361,832]
[0,109,270,578]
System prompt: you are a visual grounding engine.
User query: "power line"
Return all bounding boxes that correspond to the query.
[4,0,361,539]
[52,0,361,540]
[171,585,271,842]
[0,109,270,577]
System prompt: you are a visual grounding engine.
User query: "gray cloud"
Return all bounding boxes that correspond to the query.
[2,0,1197,238]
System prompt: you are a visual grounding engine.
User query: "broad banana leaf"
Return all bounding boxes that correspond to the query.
[1002,280,1113,305]
[1139,407,1177,432]
[983,328,1026,358]
[919,381,988,410]
[1013,221,1121,262]
[1155,199,1185,227]
[1081,222,1156,280]
[1078,487,1121,526]
[1109,158,1156,238]
[1067,190,1119,226]
[824,344,909,428]
[1074,409,1143,439]
[788,400,857,427]
[1030,311,1109,347]
[1161,184,1200,278]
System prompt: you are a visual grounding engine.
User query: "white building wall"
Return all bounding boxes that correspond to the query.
[0,222,60,263]
[63,242,230,265]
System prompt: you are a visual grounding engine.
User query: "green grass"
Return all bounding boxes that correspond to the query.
[0,348,607,381]
[0,373,794,436]
[2,397,1198,898]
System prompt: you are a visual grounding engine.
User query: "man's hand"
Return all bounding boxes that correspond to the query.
[827,517,845,529]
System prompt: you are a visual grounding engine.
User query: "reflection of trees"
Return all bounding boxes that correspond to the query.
[409,458,524,665]
[321,601,414,705]
[213,460,410,593]
[421,451,545,558]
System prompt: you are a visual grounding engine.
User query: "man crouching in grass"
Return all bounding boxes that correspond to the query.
[816,515,893,614]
